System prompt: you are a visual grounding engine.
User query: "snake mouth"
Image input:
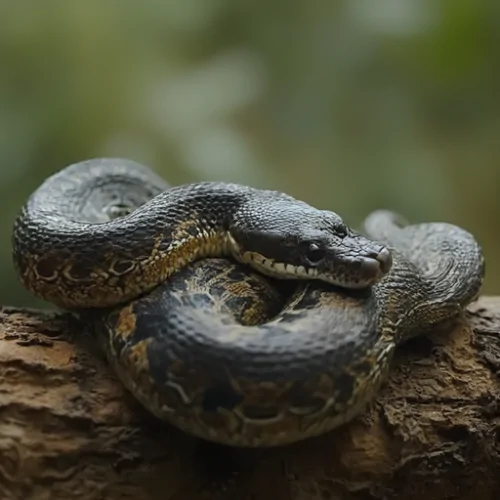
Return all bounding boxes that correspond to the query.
[230,248,392,289]
[227,234,392,289]
[238,252,323,280]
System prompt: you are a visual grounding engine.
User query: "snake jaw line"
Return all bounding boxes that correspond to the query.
[227,232,386,289]
[226,232,393,290]
[227,233,320,281]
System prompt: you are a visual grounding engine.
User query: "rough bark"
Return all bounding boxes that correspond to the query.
[0,297,500,500]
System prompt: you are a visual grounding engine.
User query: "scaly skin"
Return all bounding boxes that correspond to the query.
[11,158,391,309]
[11,158,485,447]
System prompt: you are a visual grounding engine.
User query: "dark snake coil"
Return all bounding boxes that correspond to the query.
[11,158,485,447]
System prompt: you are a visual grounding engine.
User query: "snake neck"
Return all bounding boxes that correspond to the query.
[166,229,236,271]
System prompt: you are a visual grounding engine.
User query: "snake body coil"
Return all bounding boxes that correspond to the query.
[12,158,485,447]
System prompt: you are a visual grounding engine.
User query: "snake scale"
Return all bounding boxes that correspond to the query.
[12,158,485,447]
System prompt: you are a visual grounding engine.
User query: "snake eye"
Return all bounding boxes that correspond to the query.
[305,243,326,265]
[336,224,349,238]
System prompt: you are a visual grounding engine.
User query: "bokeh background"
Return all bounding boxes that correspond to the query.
[1,0,499,309]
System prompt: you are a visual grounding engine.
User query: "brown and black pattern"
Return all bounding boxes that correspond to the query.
[11,158,485,447]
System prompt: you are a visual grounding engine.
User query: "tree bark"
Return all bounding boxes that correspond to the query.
[0,297,499,500]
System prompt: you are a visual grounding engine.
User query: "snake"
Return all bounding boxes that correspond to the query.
[11,158,485,447]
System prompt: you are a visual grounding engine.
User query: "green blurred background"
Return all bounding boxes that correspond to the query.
[1,0,499,309]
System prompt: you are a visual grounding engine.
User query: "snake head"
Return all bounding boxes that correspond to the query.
[229,203,393,289]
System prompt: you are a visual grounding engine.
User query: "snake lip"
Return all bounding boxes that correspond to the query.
[227,231,393,289]
[358,258,386,283]
[323,246,392,289]
[375,247,393,275]
[358,248,392,280]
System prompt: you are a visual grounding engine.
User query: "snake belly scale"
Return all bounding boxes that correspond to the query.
[11,158,485,447]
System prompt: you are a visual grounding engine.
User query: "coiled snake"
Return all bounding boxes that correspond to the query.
[12,158,485,447]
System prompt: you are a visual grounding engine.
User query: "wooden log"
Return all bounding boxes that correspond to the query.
[0,297,499,500]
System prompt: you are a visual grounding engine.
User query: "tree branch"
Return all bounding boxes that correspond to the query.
[1,297,499,500]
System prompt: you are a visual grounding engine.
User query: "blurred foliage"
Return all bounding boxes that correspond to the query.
[1,0,499,308]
